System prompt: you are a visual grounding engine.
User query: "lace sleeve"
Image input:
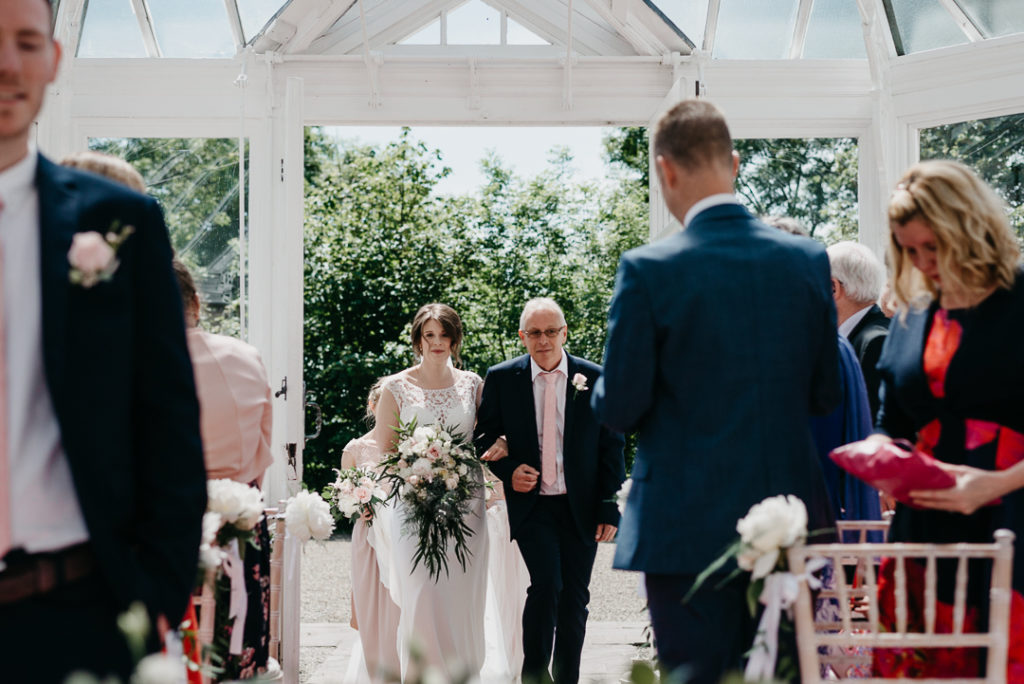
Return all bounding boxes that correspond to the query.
[381,375,406,414]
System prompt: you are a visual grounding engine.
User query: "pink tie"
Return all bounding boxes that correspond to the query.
[541,371,560,488]
[0,239,9,560]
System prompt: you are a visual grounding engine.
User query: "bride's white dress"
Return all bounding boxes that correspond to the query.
[382,370,493,681]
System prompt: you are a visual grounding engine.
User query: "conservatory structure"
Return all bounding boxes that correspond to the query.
[41,0,1024,678]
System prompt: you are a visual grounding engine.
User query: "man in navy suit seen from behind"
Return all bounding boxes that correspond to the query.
[0,1,206,680]
[592,100,840,683]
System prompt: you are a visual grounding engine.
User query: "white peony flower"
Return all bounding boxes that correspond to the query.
[735,495,808,580]
[615,479,632,515]
[198,511,226,569]
[410,458,434,479]
[285,490,335,543]
[353,486,373,504]
[132,653,183,684]
[206,479,264,530]
[413,426,437,443]
[445,476,458,490]
[458,464,468,476]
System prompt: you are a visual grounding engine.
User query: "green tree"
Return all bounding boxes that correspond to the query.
[920,113,1024,238]
[734,138,859,242]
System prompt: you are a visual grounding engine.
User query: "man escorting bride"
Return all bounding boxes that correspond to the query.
[476,298,626,684]
[367,299,623,684]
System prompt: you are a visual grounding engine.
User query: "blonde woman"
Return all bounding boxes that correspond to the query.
[868,160,1024,679]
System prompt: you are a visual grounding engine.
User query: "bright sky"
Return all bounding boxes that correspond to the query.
[326,127,619,196]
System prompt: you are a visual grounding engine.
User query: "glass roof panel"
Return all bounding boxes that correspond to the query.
[888,0,969,54]
[651,0,706,48]
[401,17,441,45]
[803,0,867,58]
[77,0,148,58]
[447,0,501,45]
[237,0,285,43]
[714,0,800,59]
[507,17,549,45]
[955,0,1024,39]
[147,0,236,58]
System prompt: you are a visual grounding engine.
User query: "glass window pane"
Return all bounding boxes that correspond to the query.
[920,114,1024,239]
[713,0,800,59]
[651,0,706,47]
[236,0,285,43]
[87,138,248,336]
[147,0,237,58]
[803,0,867,58]
[507,17,549,45]
[78,0,148,58]
[888,0,968,54]
[735,137,860,242]
[401,18,441,45]
[956,0,1024,39]
[447,0,501,45]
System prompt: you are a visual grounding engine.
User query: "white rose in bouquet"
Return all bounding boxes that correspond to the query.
[285,490,336,543]
[735,494,807,580]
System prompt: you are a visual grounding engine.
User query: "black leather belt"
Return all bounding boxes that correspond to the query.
[0,543,97,605]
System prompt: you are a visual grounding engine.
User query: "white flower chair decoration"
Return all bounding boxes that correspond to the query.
[788,529,1015,683]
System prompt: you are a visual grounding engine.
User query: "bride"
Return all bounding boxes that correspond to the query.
[374,303,512,681]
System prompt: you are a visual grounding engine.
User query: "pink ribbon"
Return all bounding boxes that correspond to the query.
[222,538,249,655]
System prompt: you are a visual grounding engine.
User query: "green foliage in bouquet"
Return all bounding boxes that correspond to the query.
[377,416,482,581]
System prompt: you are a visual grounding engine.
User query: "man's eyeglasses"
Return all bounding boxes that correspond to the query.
[521,326,565,340]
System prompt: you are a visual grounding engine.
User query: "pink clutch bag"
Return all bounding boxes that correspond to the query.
[829,439,956,507]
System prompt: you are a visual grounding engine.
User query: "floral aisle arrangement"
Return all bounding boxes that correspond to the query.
[327,465,388,526]
[197,479,266,680]
[377,418,482,581]
[690,494,824,682]
[284,489,336,543]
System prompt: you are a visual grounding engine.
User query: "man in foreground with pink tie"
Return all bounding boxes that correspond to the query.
[475,297,625,684]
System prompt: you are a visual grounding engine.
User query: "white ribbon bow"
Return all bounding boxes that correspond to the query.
[222,538,250,656]
[743,556,828,682]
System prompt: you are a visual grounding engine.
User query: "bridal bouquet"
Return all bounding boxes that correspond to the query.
[327,465,388,526]
[377,417,482,581]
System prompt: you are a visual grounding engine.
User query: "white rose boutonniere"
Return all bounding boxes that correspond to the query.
[571,372,589,397]
[68,222,135,288]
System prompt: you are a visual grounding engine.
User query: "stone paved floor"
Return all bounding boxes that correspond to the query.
[302,620,651,684]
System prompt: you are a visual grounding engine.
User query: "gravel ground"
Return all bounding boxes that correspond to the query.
[300,536,649,680]
[301,536,647,624]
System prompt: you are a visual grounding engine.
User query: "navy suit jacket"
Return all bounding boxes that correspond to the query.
[35,156,207,623]
[593,203,840,575]
[475,353,625,542]
[847,304,890,420]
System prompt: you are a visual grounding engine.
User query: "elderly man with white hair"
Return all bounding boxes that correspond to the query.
[827,241,890,418]
[475,297,625,684]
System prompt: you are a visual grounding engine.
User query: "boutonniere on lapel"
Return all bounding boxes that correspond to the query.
[67,222,135,288]
[571,372,589,398]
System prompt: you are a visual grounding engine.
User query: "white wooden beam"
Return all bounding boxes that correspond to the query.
[284,0,359,54]
[937,0,984,42]
[309,0,452,54]
[129,0,162,58]
[54,0,87,56]
[703,0,721,53]
[788,0,814,59]
[223,0,246,51]
[582,0,664,56]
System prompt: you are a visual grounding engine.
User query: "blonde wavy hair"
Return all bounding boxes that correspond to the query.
[887,160,1019,311]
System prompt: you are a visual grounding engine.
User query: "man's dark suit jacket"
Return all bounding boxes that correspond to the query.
[475,353,625,541]
[847,304,890,421]
[593,203,841,575]
[36,156,207,623]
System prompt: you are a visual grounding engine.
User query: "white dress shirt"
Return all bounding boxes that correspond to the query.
[839,304,874,340]
[683,193,743,228]
[0,150,89,554]
[531,352,568,495]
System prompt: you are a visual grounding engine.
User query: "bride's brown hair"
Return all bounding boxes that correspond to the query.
[410,303,463,367]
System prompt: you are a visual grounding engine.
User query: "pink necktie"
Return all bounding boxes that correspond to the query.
[541,371,560,488]
[0,239,9,560]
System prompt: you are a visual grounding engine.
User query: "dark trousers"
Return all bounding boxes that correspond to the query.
[516,495,598,684]
[0,571,133,683]
[645,572,755,684]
